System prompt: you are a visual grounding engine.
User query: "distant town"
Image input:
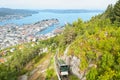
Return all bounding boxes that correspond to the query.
[0,18,63,50]
[0,14,32,22]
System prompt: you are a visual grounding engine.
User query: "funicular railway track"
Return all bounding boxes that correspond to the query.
[54,49,69,80]
[61,76,69,80]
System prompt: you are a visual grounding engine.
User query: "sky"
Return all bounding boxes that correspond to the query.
[0,0,118,10]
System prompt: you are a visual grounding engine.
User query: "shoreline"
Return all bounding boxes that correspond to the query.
[0,18,59,50]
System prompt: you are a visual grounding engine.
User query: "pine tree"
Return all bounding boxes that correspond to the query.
[113,0,120,26]
[105,4,113,18]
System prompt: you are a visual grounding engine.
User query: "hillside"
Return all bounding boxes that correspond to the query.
[56,0,120,79]
[0,8,38,17]
[45,0,120,79]
[0,8,38,21]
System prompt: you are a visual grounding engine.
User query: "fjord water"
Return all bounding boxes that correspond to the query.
[0,11,102,34]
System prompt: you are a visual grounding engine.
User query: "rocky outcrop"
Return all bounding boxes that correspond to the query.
[63,45,86,80]
[65,55,86,80]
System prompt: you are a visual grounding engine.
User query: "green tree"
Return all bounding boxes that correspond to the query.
[86,67,98,80]
[63,25,77,45]
[112,0,120,26]
[100,52,114,69]
[98,68,115,80]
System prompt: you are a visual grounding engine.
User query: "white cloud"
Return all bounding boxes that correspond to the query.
[0,0,117,9]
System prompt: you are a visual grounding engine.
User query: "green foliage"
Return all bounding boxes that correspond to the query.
[86,67,98,80]
[113,0,120,26]
[69,75,79,80]
[100,0,120,26]
[67,1,120,79]
[98,68,115,80]
[45,68,57,80]
[100,52,114,69]
[46,68,54,79]
[0,41,50,79]
[62,24,77,45]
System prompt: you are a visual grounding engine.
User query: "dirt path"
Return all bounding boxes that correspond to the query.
[18,53,51,80]
[64,45,70,58]
[28,55,51,80]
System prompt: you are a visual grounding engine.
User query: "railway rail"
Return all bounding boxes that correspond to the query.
[61,76,69,80]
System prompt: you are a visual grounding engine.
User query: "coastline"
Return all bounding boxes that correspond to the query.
[0,10,102,50]
[0,18,59,50]
[0,8,38,22]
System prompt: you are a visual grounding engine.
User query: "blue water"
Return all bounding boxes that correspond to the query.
[0,11,102,34]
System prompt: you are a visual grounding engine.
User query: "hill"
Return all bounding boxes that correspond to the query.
[0,8,38,17]
[0,8,38,21]
[53,0,120,79]
[43,0,120,79]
